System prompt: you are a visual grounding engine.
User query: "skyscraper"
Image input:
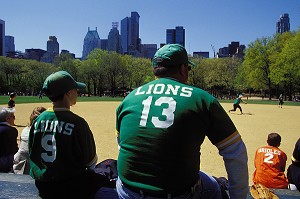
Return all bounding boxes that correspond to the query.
[121,12,141,56]
[276,13,290,34]
[166,26,185,47]
[5,36,15,56]
[41,36,60,63]
[0,19,5,56]
[107,22,122,53]
[82,27,101,60]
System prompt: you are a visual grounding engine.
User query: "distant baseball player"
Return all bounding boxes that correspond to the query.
[116,44,248,199]
[7,92,16,108]
[253,132,288,189]
[278,94,284,108]
[29,71,109,198]
[229,94,247,114]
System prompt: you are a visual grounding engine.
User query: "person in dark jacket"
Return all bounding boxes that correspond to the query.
[0,107,18,172]
[287,138,300,191]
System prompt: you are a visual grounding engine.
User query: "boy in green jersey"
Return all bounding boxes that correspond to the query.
[29,71,107,198]
[116,44,249,199]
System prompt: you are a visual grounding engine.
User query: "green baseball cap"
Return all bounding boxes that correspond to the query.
[42,71,86,97]
[152,44,195,67]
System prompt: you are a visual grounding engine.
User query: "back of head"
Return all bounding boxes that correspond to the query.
[291,138,300,166]
[42,70,86,100]
[29,107,46,126]
[267,133,281,147]
[152,44,194,77]
[9,92,16,98]
[0,107,15,122]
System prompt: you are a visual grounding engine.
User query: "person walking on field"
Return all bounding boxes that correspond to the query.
[115,44,249,199]
[229,94,247,114]
[7,92,16,108]
[28,71,110,198]
[278,94,284,108]
[253,132,288,189]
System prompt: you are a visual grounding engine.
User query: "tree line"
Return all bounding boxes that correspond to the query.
[0,30,300,100]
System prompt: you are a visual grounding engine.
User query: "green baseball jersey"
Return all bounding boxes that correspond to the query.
[116,78,240,194]
[29,108,97,181]
[234,97,242,105]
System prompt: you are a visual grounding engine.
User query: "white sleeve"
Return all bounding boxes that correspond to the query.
[219,139,249,199]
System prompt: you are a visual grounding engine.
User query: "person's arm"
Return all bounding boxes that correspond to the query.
[78,120,98,169]
[218,138,249,199]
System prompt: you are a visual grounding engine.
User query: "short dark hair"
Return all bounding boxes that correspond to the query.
[9,92,16,98]
[267,133,281,147]
[48,93,65,102]
[153,64,181,77]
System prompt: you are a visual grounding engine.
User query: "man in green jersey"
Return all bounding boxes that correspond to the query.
[116,44,249,199]
[29,71,107,198]
[229,94,247,114]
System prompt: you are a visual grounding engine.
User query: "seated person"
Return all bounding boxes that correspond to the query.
[253,132,288,189]
[13,106,46,174]
[0,107,18,172]
[287,138,300,191]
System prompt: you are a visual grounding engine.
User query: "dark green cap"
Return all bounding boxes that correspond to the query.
[152,44,195,67]
[42,71,86,97]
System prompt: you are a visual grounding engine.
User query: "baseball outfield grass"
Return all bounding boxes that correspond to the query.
[1,96,299,185]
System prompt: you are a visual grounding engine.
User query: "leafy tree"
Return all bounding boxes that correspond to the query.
[271,31,300,100]
[242,37,273,99]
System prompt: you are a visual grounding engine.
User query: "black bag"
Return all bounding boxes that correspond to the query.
[92,159,118,188]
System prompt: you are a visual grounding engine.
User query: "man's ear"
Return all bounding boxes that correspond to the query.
[179,64,185,75]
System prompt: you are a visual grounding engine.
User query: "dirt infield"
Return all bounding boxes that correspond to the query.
[10,101,300,185]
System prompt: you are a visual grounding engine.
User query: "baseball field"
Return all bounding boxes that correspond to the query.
[9,101,300,185]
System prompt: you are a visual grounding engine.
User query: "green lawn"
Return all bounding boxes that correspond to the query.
[1,95,299,106]
[0,95,124,105]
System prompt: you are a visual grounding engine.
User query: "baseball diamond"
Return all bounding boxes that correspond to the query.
[2,101,300,188]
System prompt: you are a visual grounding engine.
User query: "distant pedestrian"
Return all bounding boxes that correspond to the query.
[279,94,284,108]
[229,94,247,114]
[38,90,43,99]
[7,92,16,108]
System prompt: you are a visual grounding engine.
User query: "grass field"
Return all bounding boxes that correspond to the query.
[1,95,300,106]
[1,96,299,186]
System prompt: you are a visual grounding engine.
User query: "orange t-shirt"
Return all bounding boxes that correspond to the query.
[253,145,288,189]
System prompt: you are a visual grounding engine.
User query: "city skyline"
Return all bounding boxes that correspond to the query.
[2,0,300,58]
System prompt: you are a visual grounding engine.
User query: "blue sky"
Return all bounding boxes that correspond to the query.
[2,0,300,58]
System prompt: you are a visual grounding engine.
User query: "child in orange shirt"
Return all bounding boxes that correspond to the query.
[253,132,288,189]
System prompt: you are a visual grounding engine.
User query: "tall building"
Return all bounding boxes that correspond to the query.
[5,35,15,56]
[276,13,290,34]
[100,39,108,50]
[217,41,245,58]
[121,12,141,56]
[41,36,59,63]
[166,26,185,47]
[228,41,240,56]
[141,44,157,59]
[193,52,209,58]
[107,22,122,53]
[82,27,101,60]
[25,48,46,61]
[0,19,5,56]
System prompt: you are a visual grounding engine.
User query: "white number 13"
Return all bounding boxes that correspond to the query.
[140,96,176,128]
